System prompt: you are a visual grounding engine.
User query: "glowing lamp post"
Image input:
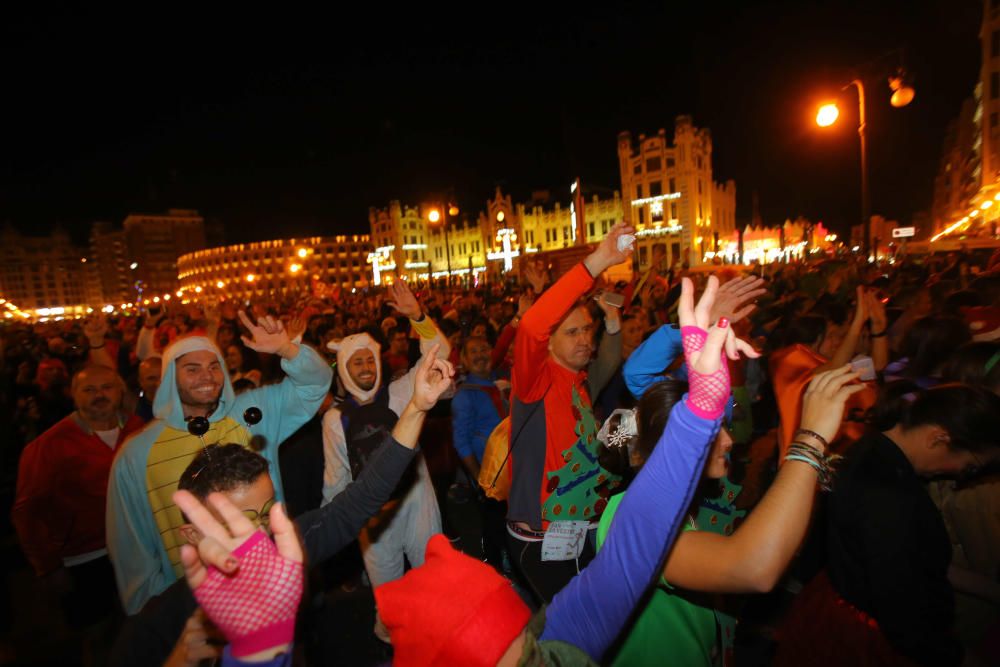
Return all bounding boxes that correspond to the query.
[816,72,914,258]
[427,204,459,282]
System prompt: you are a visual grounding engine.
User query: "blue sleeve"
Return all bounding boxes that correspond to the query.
[450,389,476,460]
[235,344,332,499]
[623,325,685,399]
[539,399,719,660]
[222,645,292,667]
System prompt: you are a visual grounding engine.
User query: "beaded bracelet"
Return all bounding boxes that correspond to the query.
[794,428,829,450]
[786,441,843,491]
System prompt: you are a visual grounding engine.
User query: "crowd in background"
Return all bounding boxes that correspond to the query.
[1,233,999,666]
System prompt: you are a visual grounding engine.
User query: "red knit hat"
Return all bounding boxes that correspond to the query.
[374,534,532,666]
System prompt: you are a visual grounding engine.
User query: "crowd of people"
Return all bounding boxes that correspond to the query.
[1,224,999,666]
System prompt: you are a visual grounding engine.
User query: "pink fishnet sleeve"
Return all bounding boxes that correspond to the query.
[681,326,729,420]
[193,530,303,658]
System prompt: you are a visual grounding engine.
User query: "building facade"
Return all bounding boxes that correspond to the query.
[617,116,737,267]
[124,209,207,296]
[177,235,372,300]
[933,0,1000,241]
[0,225,89,314]
[89,221,133,306]
[369,188,626,283]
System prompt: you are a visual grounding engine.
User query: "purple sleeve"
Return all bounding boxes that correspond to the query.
[222,645,293,667]
[539,399,719,660]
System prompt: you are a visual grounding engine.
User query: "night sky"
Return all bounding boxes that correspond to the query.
[0,2,983,245]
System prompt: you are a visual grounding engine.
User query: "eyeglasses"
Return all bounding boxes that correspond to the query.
[241,497,276,528]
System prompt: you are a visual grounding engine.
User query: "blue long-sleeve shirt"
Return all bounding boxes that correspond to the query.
[540,399,719,662]
[451,373,505,463]
[623,324,687,400]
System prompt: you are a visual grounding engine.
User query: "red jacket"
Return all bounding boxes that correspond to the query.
[12,412,145,575]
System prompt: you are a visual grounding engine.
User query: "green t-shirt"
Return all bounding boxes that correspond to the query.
[596,492,720,667]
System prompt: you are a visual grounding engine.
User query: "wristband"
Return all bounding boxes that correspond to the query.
[870,329,888,338]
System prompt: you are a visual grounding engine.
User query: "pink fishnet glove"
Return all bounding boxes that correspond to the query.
[193,530,303,657]
[681,326,730,420]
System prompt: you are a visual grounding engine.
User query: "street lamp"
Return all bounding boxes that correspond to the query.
[816,73,914,258]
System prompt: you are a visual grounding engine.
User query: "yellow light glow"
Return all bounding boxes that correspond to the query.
[289,263,302,274]
[216,281,225,288]
[496,211,505,223]
[297,248,308,258]
[982,200,993,210]
[971,210,980,218]
[176,290,183,297]
[195,286,203,293]
[152,297,160,303]
[816,103,839,127]
[246,274,255,282]
[164,294,171,301]
[448,206,460,217]
[428,209,441,223]
[994,193,1000,201]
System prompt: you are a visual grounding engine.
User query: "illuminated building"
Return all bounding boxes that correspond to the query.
[177,235,372,300]
[932,0,1000,242]
[0,225,90,313]
[617,116,737,267]
[124,209,207,295]
[370,188,625,282]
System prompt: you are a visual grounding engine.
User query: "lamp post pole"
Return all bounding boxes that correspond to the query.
[442,206,453,281]
[849,79,872,259]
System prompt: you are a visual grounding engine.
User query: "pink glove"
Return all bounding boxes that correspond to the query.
[681,324,730,420]
[193,530,303,658]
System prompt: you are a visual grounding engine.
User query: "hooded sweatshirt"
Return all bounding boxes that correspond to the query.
[321,320,449,505]
[107,336,332,615]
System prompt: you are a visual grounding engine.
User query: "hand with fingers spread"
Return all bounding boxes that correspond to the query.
[386,279,423,320]
[411,343,455,412]
[524,262,547,293]
[238,311,298,359]
[286,316,307,344]
[800,365,866,450]
[174,489,303,660]
[678,276,759,419]
[708,275,767,325]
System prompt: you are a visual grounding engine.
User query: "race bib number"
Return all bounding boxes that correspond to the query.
[541,521,589,562]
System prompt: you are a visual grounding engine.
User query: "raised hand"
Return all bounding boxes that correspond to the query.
[386,279,422,320]
[524,262,547,293]
[584,221,637,276]
[82,314,108,346]
[174,490,303,659]
[286,316,307,343]
[238,311,296,358]
[709,275,767,325]
[865,290,888,333]
[799,365,865,450]
[678,276,758,419]
[850,286,869,329]
[411,343,455,411]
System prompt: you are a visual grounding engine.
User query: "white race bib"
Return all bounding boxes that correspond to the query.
[541,521,589,562]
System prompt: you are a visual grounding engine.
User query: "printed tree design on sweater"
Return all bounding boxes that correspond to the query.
[541,385,622,522]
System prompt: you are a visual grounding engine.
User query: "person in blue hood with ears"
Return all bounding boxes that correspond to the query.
[106,311,332,615]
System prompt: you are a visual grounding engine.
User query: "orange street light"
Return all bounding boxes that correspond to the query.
[289,263,302,274]
[246,274,255,282]
[296,248,308,258]
[816,103,839,127]
[427,209,441,224]
[216,281,225,289]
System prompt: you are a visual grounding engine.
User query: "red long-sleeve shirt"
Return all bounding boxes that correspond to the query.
[510,263,621,528]
[13,412,145,575]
